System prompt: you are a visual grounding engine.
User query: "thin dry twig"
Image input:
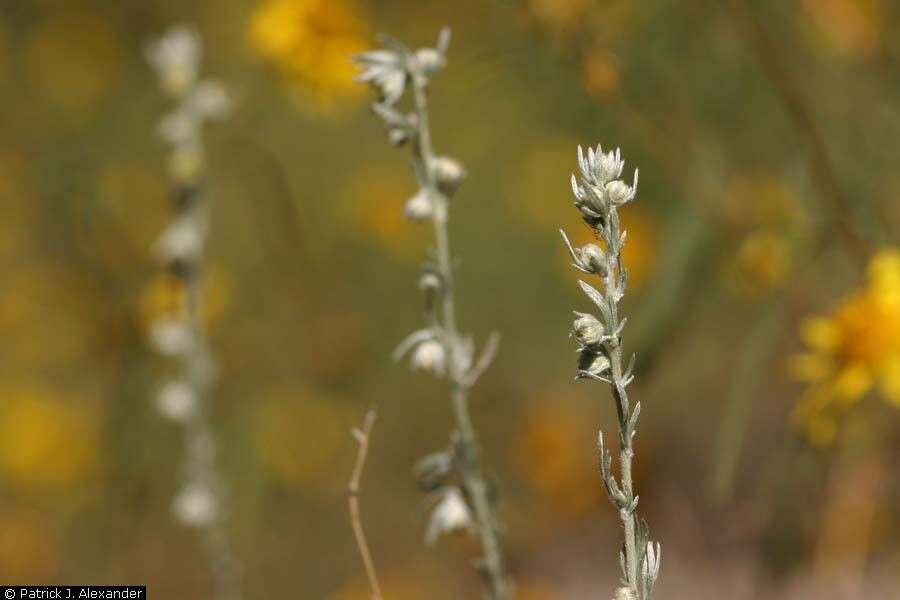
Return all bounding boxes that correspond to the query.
[348,408,383,600]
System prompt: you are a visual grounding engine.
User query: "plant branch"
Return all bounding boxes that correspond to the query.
[410,68,510,600]
[348,409,383,600]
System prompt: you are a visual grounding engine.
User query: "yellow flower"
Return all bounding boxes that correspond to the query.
[249,0,369,108]
[582,48,621,100]
[511,395,603,516]
[723,229,793,299]
[789,249,900,444]
[800,0,884,60]
[138,265,232,328]
[0,387,98,489]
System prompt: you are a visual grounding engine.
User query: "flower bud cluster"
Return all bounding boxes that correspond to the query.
[571,144,638,229]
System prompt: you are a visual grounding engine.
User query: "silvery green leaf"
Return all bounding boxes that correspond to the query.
[374,33,410,55]
[627,402,641,435]
[578,280,613,325]
[436,27,451,55]
[392,328,434,361]
[413,450,454,490]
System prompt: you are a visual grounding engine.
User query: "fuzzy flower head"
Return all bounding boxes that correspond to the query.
[789,248,900,445]
[571,144,638,226]
[172,481,218,527]
[156,381,196,422]
[250,0,369,108]
[425,487,473,545]
[572,312,605,347]
[146,25,201,97]
[355,28,450,107]
[410,339,447,377]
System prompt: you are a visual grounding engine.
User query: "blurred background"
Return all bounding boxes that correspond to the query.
[1,0,899,598]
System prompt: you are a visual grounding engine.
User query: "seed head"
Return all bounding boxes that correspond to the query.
[572,313,605,347]
[411,339,447,377]
[405,191,434,221]
[432,156,466,196]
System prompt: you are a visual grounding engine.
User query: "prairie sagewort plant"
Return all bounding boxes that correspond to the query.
[561,145,661,600]
[145,25,240,600]
[356,29,511,599]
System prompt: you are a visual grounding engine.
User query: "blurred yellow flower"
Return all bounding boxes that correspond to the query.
[527,0,589,34]
[582,48,621,100]
[24,11,123,118]
[801,0,884,59]
[249,0,369,108]
[789,249,900,445]
[139,265,232,328]
[720,175,807,299]
[252,388,350,486]
[511,396,602,516]
[0,388,98,489]
[723,229,793,299]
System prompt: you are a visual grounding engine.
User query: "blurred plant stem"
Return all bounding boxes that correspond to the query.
[707,297,786,504]
[411,68,510,600]
[726,0,873,263]
[348,409,383,600]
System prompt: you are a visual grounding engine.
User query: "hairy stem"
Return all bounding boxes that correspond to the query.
[411,72,509,600]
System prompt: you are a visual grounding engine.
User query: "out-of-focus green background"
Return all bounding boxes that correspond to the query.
[1,0,899,598]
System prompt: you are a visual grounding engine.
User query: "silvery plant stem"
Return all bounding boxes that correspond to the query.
[564,144,660,599]
[411,72,510,600]
[183,222,241,600]
[609,329,638,590]
[145,25,239,600]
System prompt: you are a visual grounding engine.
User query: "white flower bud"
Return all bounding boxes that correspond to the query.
[154,215,203,264]
[414,48,445,75]
[576,243,606,274]
[410,339,446,377]
[187,81,231,120]
[431,156,466,196]
[605,179,635,207]
[157,381,196,422]
[173,482,218,527]
[425,487,473,545]
[146,25,202,97]
[572,313,605,347]
[579,351,611,377]
[405,191,434,221]
[148,319,192,356]
[418,272,442,292]
[388,127,409,147]
[613,587,637,600]
[594,148,624,184]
